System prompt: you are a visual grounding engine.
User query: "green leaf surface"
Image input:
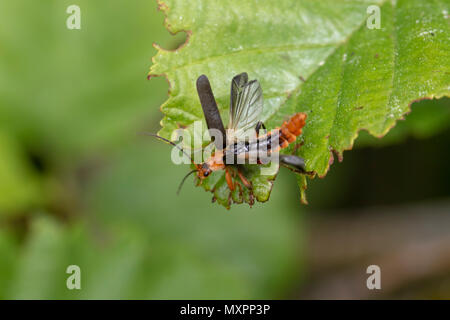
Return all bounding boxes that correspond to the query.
[150,0,450,205]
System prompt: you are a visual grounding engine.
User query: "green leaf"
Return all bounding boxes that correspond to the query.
[149,0,450,205]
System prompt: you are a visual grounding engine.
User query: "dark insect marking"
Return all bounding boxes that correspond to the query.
[222,130,282,164]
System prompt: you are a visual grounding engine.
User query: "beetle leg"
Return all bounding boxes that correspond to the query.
[292,142,304,154]
[255,121,266,137]
[248,191,255,207]
[225,167,235,191]
[236,180,243,197]
[237,168,252,189]
[227,192,232,207]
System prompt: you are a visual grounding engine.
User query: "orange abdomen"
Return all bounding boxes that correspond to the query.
[279,112,307,148]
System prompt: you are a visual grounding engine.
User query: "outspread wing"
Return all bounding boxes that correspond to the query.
[228,73,263,142]
[196,74,227,149]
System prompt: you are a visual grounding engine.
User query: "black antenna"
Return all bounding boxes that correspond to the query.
[176,169,198,195]
[196,75,227,150]
[139,132,193,163]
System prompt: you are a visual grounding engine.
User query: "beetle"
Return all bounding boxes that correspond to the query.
[147,72,308,196]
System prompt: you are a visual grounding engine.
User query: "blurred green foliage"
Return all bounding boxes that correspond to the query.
[0,0,170,161]
[0,132,41,214]
[0,0,302,299]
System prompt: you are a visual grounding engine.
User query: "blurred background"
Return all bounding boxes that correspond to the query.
[0,0,448,299]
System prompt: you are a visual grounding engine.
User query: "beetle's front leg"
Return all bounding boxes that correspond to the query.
[236,166,254,206]
[236,168,252,189]
[225,167,235,191]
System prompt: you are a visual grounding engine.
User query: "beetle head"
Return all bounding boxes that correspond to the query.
[197,163,212,179]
